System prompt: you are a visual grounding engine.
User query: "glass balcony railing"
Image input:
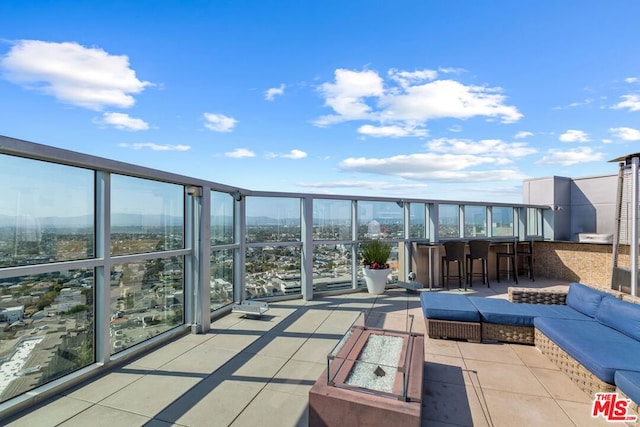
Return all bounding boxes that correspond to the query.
[0,134,548,412]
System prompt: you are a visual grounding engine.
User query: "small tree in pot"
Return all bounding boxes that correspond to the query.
[360,240,392,294]
[360,239,392,270]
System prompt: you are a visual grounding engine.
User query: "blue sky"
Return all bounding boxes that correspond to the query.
[1,1,639,204]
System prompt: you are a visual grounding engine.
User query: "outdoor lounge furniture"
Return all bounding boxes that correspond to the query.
[466,239,490,287]
[615,370,640,421]
[441,241,467,290]
[420,283,640,407]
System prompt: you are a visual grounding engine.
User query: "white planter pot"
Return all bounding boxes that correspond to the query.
[362,267,390,294]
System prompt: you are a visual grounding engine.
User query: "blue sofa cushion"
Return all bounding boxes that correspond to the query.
[596,296,640,341]
[535,317,640,384]
[420,292,480,322]
[615,370,640,405]
[566,282,608,317]
[468,297,592,326]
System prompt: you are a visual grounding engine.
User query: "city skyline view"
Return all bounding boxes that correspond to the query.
[1,1,640,203]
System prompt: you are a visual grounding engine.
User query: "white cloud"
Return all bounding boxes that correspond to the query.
[267,149,308,159]
[118,142,190,151]
[438,67,466,75]
[387,68,437,88]
[0,40,150,110]
[610,127,640,141]
[315,69,384,126]
[333,136,535,183]
[204,113,237,132]
[559,129,590,143]
[264,84,285,101]
[99,112,149,131]
[314,68,522,133]
[612,94,640,112]
[296,180,429,191]
[282,149,307,159]
[514,131,533,139]
[426,138,537,159]
[553,98,593,110]
[338,152,526,182]
[357,124,428,138]
[225,148,255,158]
[537,147,604,166]
[625,77,638,84]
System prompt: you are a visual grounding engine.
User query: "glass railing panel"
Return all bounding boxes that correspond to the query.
[109,257,183,354]
[527,207,541,237]
[0,154,94,267]
[110,175,184,256]
[211,191,234,245]
[313,199,352,241]
[245,196,301,243]
[464,205,487,237]
[245,246,301,298]
[409,203,426,239]
[357,201,403,240]
[211,248,234,310]
[438,204,460,238]
[0,269,94,404]
[313,244,353,293]
[492,206,515,237]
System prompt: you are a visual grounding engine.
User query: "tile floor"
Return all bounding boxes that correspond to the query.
[3,279,616,426]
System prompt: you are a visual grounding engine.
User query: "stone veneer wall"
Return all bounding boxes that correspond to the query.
[533,241,630,287]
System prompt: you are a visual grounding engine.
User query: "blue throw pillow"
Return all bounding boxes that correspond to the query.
[596,296,640,341]
[566,282,608,317]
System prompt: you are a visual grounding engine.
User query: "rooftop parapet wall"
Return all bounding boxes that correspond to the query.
[533,241,629,288]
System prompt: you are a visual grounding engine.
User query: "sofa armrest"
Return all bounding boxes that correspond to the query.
[508,287,568,305]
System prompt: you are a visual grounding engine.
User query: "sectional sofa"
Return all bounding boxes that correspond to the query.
[420,283,640,416]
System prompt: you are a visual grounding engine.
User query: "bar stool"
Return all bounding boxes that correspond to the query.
[441,241,467,290]
[516,240,535,281]
[496,240,518,284]
[466,240,490,287]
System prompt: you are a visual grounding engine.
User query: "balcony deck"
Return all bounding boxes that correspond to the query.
[5,279,612,427]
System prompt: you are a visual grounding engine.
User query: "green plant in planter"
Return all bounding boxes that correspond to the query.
[360,239,391,270]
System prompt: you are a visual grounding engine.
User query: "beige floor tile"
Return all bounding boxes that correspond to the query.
[465,359,550,397]
[99,373,201,418]
[227,314,288,332]
[157,346,238,375]
[210,314,245,329]
[530,367,592,403]
[510,343,560,370]
[457,341,524,365]
[156,379,262,427]
[265,360,325,397]
[424,354,471,386]
[313,310,361,335]
[230,389,308,427]
[292,337,340,364]
[425,337,463,358]
[282,310,332,334]
[481,388,575,427]
[229,354,289,387]
[66,369,147,403]
[244,334,308,359]
[205,330,261,352]
[127,336,198,369]
[556,399,615,426]
[5,396,93,427]
[422,381,490,427]
[58,404,151,427]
